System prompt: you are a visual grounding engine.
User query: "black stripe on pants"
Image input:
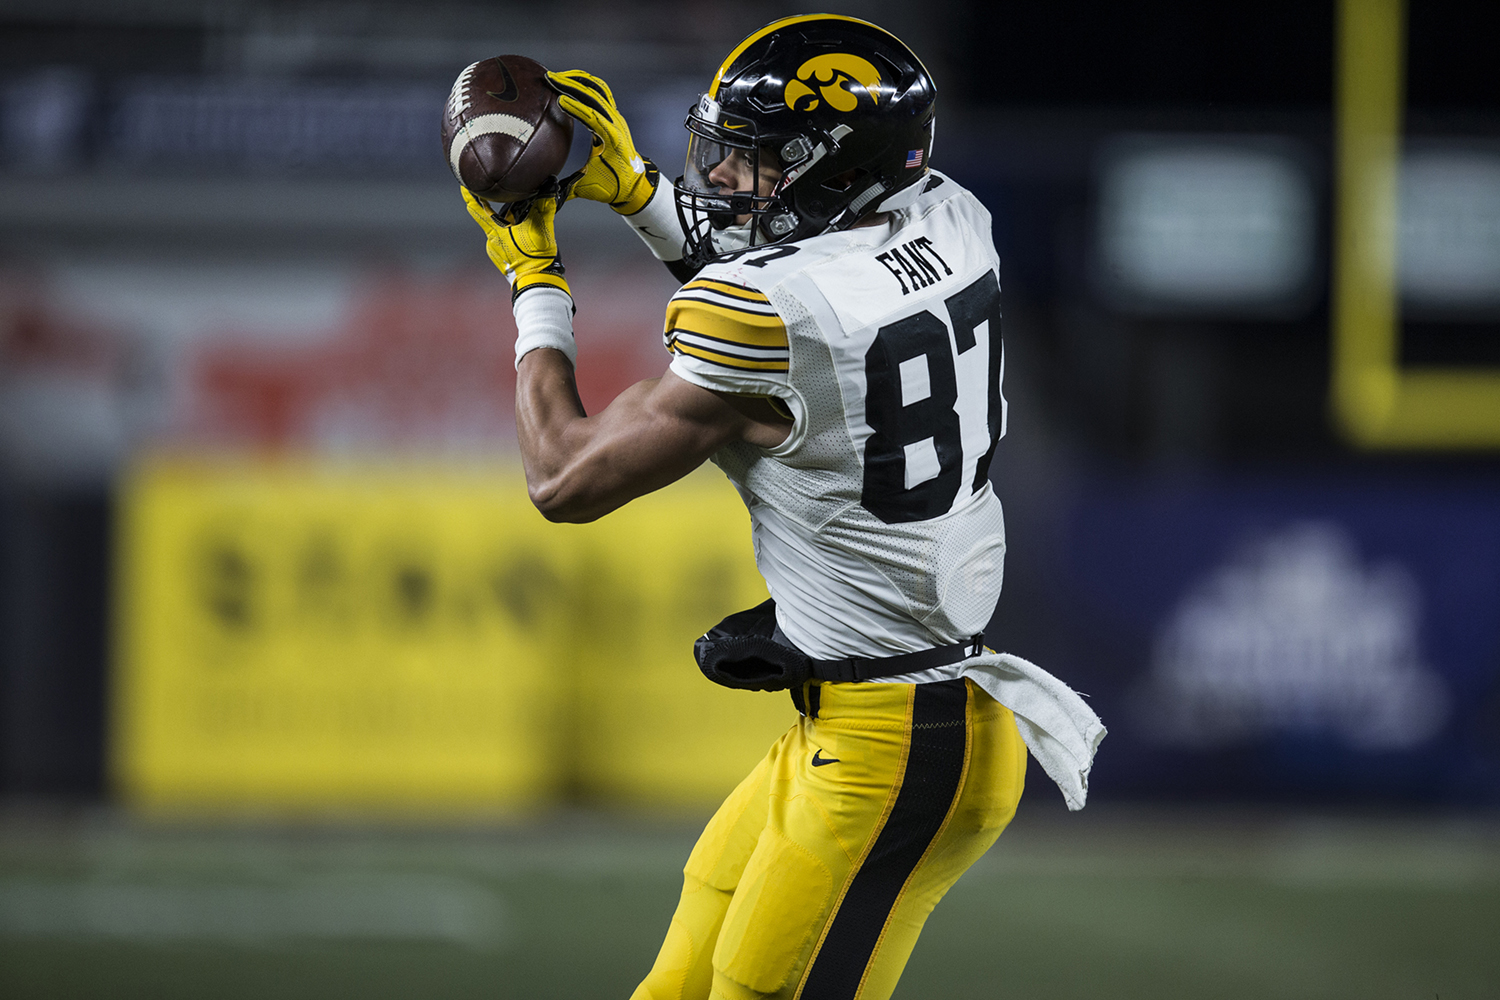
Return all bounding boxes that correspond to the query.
[798,679,970,1000]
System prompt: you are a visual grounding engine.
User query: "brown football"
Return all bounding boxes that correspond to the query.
[442,55,574,203]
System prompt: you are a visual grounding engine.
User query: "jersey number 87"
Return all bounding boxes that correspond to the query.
[861,271,1004,524]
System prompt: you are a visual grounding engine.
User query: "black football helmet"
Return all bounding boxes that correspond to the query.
[676,14,937,266]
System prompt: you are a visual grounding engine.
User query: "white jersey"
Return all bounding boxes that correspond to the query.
[664,172,1007,660]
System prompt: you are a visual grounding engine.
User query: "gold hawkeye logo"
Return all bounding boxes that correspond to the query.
[784,54,883,113]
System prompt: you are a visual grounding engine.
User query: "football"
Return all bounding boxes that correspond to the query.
[443,55,575,203]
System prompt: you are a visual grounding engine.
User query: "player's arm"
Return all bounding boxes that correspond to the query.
[545,70,700,282]
[463,186,784,521]
[516,351,785,522]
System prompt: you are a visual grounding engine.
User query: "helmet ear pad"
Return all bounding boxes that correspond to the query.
[777,121,912,239]
[781,167,864,228]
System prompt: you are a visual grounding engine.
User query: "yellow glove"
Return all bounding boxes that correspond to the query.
[462,186,570,299]
[546,69,659,215]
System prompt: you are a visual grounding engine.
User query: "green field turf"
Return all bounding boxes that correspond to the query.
[2,804,1497,999]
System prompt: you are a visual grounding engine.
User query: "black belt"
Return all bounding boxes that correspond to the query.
[776,628,985,683]
[695,599,985,696]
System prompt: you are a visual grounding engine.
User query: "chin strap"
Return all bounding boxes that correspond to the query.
[826,170,931,233]
[846,180,888,217]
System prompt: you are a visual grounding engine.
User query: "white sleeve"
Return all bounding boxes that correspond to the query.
[621,180,688,263]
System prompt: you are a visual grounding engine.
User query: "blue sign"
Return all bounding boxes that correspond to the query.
[1017,474,1500,803]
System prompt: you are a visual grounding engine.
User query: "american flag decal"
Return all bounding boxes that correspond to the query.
[905,148,924,168]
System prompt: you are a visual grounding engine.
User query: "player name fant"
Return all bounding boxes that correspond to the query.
[875,236,953,295]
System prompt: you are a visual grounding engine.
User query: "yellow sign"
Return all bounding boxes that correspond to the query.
[113,457,793,817]
[784,54,883,112]
[1332,0,1500,448]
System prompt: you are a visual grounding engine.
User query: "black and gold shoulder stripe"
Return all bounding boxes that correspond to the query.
[664,280,789,373]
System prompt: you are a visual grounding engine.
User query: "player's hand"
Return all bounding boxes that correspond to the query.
[462,184,570,299]
[546,69,659,215]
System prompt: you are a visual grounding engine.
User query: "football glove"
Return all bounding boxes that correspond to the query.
[546,69,659,216]
[462,184,570,300]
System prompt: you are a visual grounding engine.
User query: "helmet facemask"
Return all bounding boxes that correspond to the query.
[676,94,809,263]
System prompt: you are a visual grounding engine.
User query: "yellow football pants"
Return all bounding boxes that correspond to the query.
[630,677,1027,1000]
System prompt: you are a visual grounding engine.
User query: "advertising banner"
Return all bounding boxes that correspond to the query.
[114,458,789,816]
[1047,475,1500,802]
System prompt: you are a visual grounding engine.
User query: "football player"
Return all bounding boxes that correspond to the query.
[463,15,1104,1000]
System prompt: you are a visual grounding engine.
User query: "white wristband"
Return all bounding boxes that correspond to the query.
[621,180,687,262]
[512,286,576,369]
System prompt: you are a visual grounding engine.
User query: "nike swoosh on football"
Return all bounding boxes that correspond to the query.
[486,59,519,102]
[811,749,839,766]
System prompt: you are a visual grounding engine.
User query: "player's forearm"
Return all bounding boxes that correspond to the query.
[514,355,691,522]
[513,348,597,520]
[515,358,742,523]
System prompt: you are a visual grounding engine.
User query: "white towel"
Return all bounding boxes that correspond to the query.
[960,652,1106,811]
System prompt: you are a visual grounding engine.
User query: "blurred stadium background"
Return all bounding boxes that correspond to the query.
[1,0,1497,996]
